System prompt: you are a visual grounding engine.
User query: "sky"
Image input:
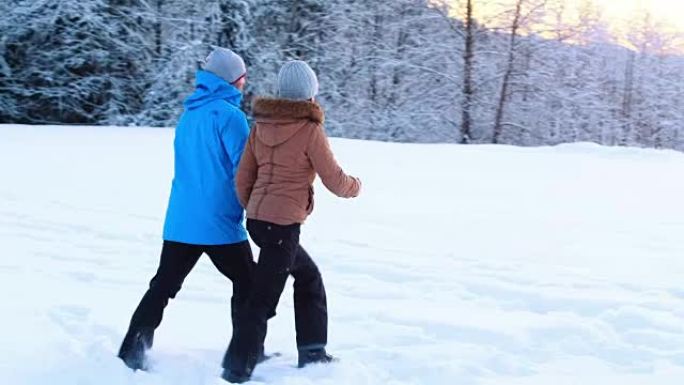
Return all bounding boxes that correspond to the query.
[593,0,684,32]
[468,0,684,52]
[472,0,684,29]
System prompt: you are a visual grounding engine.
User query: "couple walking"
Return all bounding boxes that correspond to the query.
[117,47,361,383]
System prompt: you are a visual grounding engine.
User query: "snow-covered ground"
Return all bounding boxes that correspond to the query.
[2,124,684,385]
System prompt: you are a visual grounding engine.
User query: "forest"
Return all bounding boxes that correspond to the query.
[1,0,683,149]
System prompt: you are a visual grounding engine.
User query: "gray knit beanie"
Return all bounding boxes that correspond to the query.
[277,60,319,101]
[202,47,246,84]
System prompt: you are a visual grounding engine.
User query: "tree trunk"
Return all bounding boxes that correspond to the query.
[621,51,635,145]
[492,0,523,144]
[287,0,302,59]
[154,0,163,58]
[369,11,382,107]
[389,7,408,140]
[460,0,474,144]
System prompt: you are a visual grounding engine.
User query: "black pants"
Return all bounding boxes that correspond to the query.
[224,219,328,373]
[121,240,254,351]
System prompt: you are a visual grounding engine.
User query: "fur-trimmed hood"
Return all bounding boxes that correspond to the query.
[251,97,325,147]
[252,97,325,124]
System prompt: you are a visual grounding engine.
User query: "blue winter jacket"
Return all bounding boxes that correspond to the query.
[162,70,249,245]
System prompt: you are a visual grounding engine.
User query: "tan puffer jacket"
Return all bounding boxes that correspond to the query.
[236,98,360,225]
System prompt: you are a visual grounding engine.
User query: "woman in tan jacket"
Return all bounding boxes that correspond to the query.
[222,61,361,383]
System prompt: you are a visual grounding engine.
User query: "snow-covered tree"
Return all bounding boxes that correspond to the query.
[1,0,150,124]
[1,0,684,152]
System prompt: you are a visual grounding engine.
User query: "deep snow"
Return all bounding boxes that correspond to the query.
[1,124,684,385]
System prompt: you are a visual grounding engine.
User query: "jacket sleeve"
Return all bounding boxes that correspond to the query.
[307,125,360,198]
[235,129,258,208]
[220,110,250,178]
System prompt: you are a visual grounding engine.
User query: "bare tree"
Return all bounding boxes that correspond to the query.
[460,0,475,144]
[491,0,547,144]
[492,0,524,144]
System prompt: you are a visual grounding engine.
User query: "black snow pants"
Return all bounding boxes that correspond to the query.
[120,240,254,353]
[224,219,328,374]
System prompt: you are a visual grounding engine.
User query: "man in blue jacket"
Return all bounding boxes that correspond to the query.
[118,47,254,371]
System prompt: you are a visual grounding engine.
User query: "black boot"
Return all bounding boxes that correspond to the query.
[298,348,337,368]
[221,349,258,384]
[118,328,154,371]
[223,344,276,370]
[221,369,252,384]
